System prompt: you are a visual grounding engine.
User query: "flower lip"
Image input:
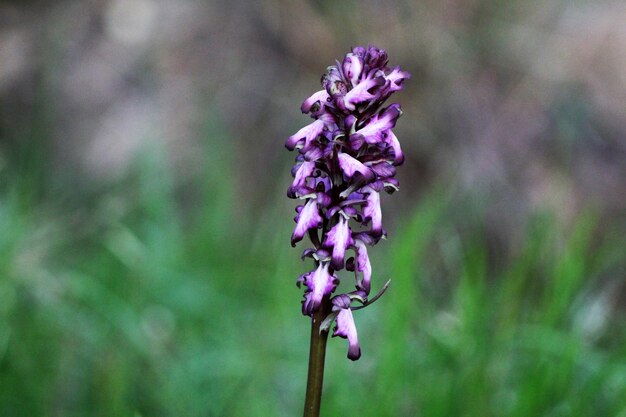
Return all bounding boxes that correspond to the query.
[287,161,316,198]
[291,199,323,247]
[337,152,375,182]
[342,73,385,111]
[385,66,411,92]
[285,119,325,151]
[360,186,383,237]
[301,262,339,316]
[331,294,361,360]
[301,90,331,115]
[353,238,372,294]
[323,216,353,270]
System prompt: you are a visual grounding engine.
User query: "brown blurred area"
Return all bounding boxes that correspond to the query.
[1,0,625,241]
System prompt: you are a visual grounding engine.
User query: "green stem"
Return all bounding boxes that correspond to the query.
[303,297,331,417]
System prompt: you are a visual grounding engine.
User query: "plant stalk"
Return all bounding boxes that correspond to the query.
[302,297,331,417]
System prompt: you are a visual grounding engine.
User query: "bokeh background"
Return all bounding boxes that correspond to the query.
[1,0,625,416]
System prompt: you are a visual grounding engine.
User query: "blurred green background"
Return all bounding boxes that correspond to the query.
[1,0,625,416]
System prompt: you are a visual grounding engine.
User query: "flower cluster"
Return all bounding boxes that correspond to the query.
[286,45,409,360]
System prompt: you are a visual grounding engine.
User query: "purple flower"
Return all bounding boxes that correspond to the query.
[323,215,353,270]
[291,199,323,247]
[288,161,316,198]
[301,90,331,115]
[286,45,409,360]
[354,104,402,145]
[384,129,404,165]
[285,112,336,155]
[299,262,339,316]
[342,73,385,111]
[384,67,411,93]
[361,186,383,237]
[332,295,361,360]
[338,153,375,182]
[285,119,325,152]
[342,53,363,87]
[352,238,372,293]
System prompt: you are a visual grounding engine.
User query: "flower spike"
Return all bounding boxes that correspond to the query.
[286,45,409,360]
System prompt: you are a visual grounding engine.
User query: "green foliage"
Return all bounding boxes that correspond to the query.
[0,147,624,417]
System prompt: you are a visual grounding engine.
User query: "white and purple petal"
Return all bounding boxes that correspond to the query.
[303,144,324,162]
[332,295,361,360]
[288,161,316,197]
[369,161,396,179]
[323,216,353,270]
[301,89,331,114]
[353,239,372,294]
[362,187,383,237]
[385,130,404,165]
[355,104,401,144]
[288,47,410,361]
[342,74,385,111]
[291,199,323,247]
[342,53,363,87]
[286,119,325,151]
[337,153,374,181]
[323,66,348,98]
[302,262,338,316]
[384,66,411,93]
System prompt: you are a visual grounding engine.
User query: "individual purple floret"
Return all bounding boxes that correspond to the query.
[286,45,409,360]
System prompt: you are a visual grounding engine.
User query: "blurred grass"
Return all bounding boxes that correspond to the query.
[0,142,625,417]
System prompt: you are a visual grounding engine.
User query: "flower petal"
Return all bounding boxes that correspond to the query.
[332,300,361,360]
[337,153,374,181]
[362,187,383,237]
[353,239,372,294]
[385,130,404,165]
[323,216,353,270]
[301,262,338,315]
[301,90,330,114]
[323,66,348,98]
[343,74,385,111]
[369,161,396,178]
[287,161,316,198]
[355,104,401,144]
[285,119,325,151]
[291,199,323,246]
[384,66,411,93]
[342,53,363,87]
